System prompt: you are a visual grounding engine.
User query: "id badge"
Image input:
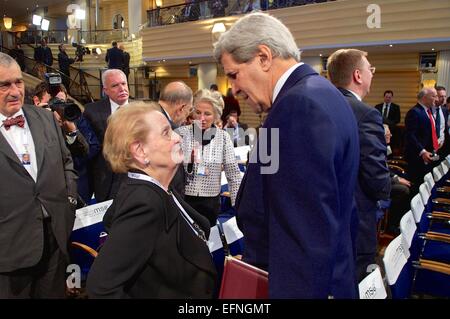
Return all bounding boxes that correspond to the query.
[20,153,31,165]
[196,164,208,176]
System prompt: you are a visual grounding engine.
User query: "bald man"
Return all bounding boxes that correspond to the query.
[405,87,439,194]
[158,81,194,197]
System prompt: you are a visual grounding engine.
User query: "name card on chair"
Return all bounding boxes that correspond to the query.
[410,193,424,224]
[424,172,435,192]
[358,267,387,299]
[73,200,113,231]
[383,235,410,285]
[400,211,416,248]
[207,225,223,253]
[222,217,244,244]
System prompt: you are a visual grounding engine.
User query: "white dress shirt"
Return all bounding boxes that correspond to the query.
[110,99,128,114]
[272,62,304,103]
[0,110,38,181]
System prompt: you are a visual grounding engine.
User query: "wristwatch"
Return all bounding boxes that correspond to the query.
[68,196,78,206]
[66,130,78,138]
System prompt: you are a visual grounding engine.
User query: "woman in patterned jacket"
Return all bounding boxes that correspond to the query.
[178,89,242,226]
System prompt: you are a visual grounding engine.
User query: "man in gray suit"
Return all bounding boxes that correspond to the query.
[0,52,78,298]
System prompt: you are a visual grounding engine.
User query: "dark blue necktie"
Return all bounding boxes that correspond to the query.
[435,107,441,138]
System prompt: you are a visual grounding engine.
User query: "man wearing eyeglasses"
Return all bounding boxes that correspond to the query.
[327,49,391,282]
[0,52,78,298]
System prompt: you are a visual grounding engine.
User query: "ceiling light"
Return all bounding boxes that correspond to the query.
[431,48,435,51]
[41,18,49,31]
[389,44,393,47]
[75,9,86,20]
[3,16,12,30]
[32,14,42,26]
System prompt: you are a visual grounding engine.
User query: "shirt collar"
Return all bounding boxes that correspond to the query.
[347,89,362,101]
[110,99,128,113]
[272,62,304,103]
[0,109,25,128]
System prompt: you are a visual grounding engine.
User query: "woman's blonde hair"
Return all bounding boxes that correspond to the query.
[103,101,160,173]
[193,88,224,120]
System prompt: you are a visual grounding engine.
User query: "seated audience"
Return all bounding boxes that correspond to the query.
[178,89,242,226]
[384,124,411,235]
[86,102,216,298]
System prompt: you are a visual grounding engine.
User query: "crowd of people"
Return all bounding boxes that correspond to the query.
[0,11,448,299]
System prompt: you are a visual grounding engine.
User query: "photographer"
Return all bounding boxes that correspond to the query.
[57,44,76,94]
[35,77,100,203]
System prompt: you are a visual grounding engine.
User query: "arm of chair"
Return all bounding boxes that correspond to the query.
[432,197,450,206]
[388,164,406,176]
[428,211,450,221]
[414,259,450,276]
[420,231,450,244]
[71,241,98,258]
[388,159,408,168]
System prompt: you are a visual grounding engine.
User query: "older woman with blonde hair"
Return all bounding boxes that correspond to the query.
[178,89,242,226]
[86,101,216,298]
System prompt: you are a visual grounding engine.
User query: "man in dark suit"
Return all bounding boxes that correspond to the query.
[118,44,130,82]
[84,69,129,202]
[436,86,448,158]
[214,12,360,298]
[327,49,391,282]
[105,41,124,70]
[375,90,401,127]
[405,87,440,195]
[158,80,194,197]
[0,52,78,298]
[57,44,76,94]
[34,38,53,80]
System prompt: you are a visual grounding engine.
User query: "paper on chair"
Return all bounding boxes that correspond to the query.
[207,225,223,253]
[222,217,244,244]
[73,200,113,231]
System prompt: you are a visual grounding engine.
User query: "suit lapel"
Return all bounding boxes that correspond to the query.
[0,130,23,167]
[170,192,216,276]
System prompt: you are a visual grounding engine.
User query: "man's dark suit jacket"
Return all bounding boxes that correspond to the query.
[236,64,360,298]
[34,46,53,66]
[404,103,435,186]
[105,46,124,69]
[87,175,216,298]
[160,105,185,197]
[339,89,391,278]
[375,102,401,127]
[84,98,121,202]
[0,105,77,272]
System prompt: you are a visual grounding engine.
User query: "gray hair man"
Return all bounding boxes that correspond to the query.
[214,12,360,298]
[158,81,193,128]
[0,52,77,298]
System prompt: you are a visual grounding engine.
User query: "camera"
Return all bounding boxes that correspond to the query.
[72,42,91,62]
[44,73,82,122]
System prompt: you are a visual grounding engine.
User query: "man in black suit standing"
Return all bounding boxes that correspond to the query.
[105,41,124,70]
[328,49,391,282]
[84,69,129,202]
[375,90,401,127]
[158,81,194,197]
[436,86,448,158]
[0,52,78,298]
[405,88,439,195]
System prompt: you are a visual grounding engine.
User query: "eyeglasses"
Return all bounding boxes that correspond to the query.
[0,79,25,92]
[369,67,376,74]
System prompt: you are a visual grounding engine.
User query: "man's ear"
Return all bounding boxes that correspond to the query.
[32,96,40,106]
[257,45,273,72]
[353,69,363,85]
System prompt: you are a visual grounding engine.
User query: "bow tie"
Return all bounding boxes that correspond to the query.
[3,115,25,130]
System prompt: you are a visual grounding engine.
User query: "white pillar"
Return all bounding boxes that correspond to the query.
[128,0,142,38]
[437,50,450,91]
[197,63,217,90]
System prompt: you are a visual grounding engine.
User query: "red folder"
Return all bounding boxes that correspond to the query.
[219,256,269,299]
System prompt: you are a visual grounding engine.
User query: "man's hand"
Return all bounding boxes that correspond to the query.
[421,151,433,164]
[53,111,77,133]
[398,177,411,187]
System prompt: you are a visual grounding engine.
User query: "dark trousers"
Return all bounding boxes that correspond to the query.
[0,218,67,298]
[386,182,410,235]
[185,195,220,227]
